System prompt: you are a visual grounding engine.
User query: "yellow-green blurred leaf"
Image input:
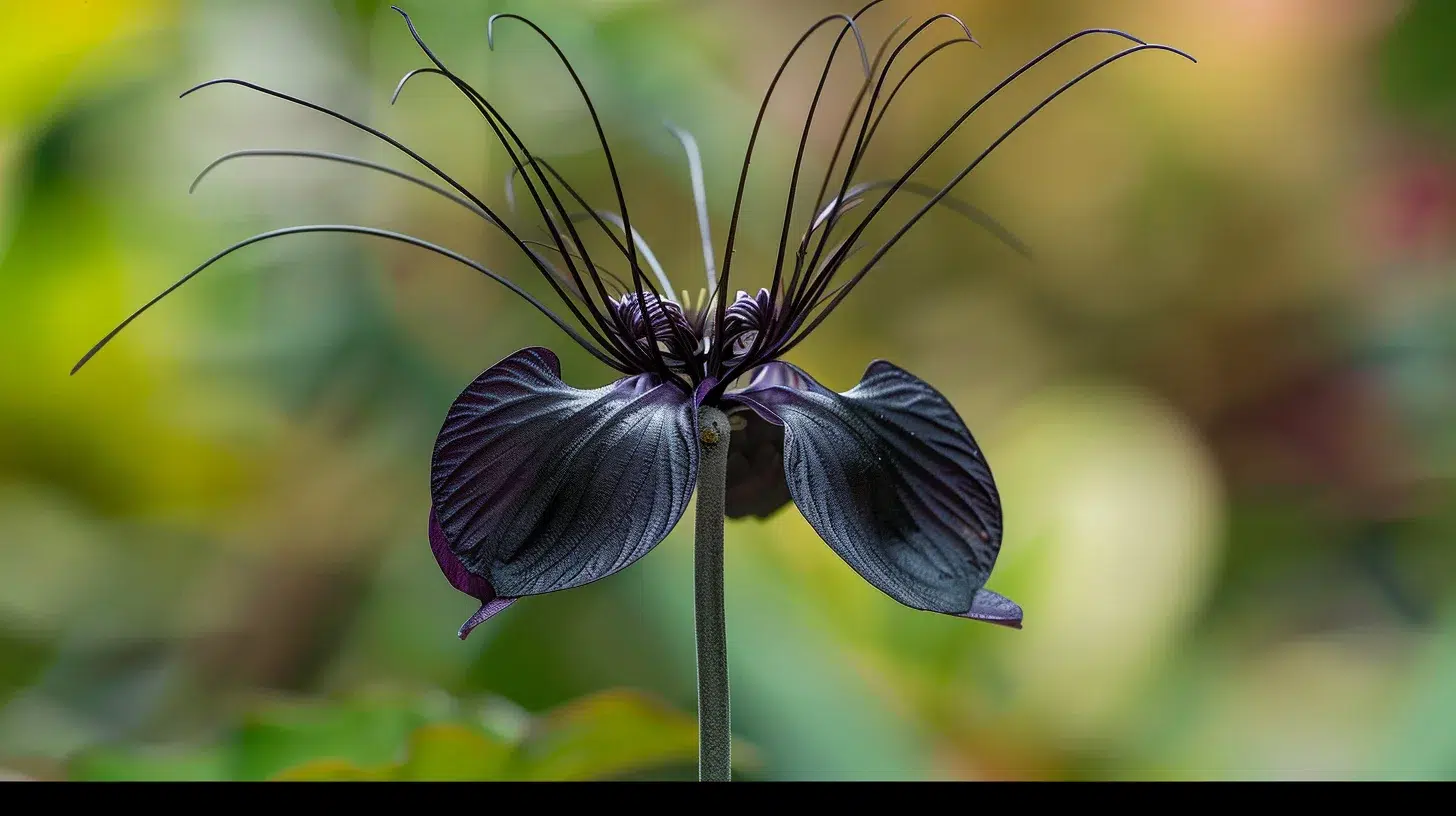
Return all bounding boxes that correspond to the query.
[0,0,172,129]
[1383,602,1456,779]
[397,723,512,781]
[1381,0,1456,129]
[271,758,395,781]
[271,722,512,781]
[229,695,432,781]
[68,745,227,781]
[513,689,754,781]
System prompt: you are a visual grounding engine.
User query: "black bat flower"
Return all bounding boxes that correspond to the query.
[75,3,1193,641]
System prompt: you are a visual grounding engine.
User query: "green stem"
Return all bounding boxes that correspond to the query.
[693,405,732,782]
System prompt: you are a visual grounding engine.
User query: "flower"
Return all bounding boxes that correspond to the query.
[74,4,1193,641]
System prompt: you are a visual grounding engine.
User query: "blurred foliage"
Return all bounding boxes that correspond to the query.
[66,688,750,781]
[2,0,1456,781]
[1381,0,1456,131]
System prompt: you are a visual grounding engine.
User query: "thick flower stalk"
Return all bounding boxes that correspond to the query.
[74,1,1193,781]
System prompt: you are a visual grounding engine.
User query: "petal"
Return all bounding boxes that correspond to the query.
[431,347,698,598]
[959,588,1023,629]
[740,360,816,392]
[457,598,516,640]
[722,407,792,519]
[718,362,811,520]
[429,508,515,640]
[429,507,497,602]
[734,360,1007,616]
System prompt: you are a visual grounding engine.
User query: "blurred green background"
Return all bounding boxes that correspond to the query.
[2,0,1455,781]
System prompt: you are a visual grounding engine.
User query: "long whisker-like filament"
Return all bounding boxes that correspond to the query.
[807,179,1032,259]
[390,8,663,377]
[789,28,1154,324]
[737,13,968,387]
[181,78,488,210]
[563,210,676,299]
[846,14,979,189]
[504,157,700,351]
[393,68,614,278]
[769,12,905,334]
[487,11,685,380]
[524,238,631,295]
[721,10,909,389]
[392,66,618,270]
[502,153,706,379]
[807,14,973,231]
[390,66,446,104]
[536,213,695,356]
[174,78,639,370]
[860,36,978,152]
[388,32,632,360]
[487,12,643,277]
[784,42,1197,351]
[504,159,632,261]
[715,234,866,389]
[189,148,497,223]
[792,14,988,318]
[72,225,627,376]
[708,10,873,373]
[665,123,717,294]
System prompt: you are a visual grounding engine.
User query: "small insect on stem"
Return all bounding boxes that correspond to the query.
[700,425,723,447]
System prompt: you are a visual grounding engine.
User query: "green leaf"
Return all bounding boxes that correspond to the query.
[397,723,513,781]
[265,724,512,781]
[512,689,754,781]
[1381,0,1456,129]
[68,745,228,781]
[0,629,52,705]
[62,690,749,781]
[271,759,396,781]
[1381,602,1456,780]
[228,695,433,781]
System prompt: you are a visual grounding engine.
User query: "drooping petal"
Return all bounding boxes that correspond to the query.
[728,360,1009,617]
[960,587,1023,629]
[429,508,515,640]
[723,407,792,519]
[740,359,816,392]
[719,363,811,520]
[431,347,699,598]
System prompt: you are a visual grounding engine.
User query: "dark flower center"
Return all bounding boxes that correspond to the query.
[721,288,776,361]
[607,289,777,380]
